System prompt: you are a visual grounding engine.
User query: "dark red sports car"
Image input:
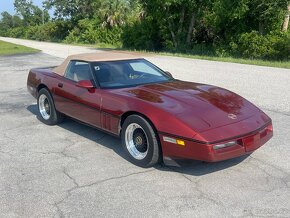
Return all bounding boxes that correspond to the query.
[27,52,273,167]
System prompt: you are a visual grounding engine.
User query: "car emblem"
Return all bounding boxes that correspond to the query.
[228,114,237,120]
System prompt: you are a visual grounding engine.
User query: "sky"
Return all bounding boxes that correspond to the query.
[0,0,50,15]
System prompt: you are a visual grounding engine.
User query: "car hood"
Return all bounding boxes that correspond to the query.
[116,80,261,132]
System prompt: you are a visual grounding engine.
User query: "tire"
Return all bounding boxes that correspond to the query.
[121,115,160,168]
[37,88,63,125]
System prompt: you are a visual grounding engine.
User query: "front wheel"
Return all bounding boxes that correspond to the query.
[121,115,160,168]
[37,88,63,125]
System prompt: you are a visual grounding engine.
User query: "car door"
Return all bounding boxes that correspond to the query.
[53,60,102,128]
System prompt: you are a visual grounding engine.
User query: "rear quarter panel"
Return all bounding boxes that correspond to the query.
[27,68,60,98]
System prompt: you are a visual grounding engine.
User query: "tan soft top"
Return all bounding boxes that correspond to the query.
[53,51,144,75]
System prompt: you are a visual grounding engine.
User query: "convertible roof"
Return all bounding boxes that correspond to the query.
[53,52,144,75]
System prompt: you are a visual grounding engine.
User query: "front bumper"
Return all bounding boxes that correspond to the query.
[159,122,273,162]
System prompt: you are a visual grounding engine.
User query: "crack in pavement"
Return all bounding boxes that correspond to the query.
[164,166,194,183]
[32,141,80,161]
[2,123,41,132]
[80,168,156,188]
[250,156,290,177]
[163,165,224,208]
[52,168,156,217]
[1,133,16,142]
[248,156,290,189]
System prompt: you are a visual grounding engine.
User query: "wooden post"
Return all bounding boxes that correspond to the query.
[282,5,290,32]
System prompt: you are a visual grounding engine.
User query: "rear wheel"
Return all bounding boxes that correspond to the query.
[37,88,63,125]
[121,115,160,168]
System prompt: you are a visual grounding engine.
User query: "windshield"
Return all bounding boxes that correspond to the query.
[91,59,172,88]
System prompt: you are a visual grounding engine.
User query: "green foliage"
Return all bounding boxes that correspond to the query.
[0,12,23,35]
[233,31,290,60]
[139,0,210,49]
[0,0,289,61]
[14,0,49,26]
[43,0,96,22]
[211,0,250,38]
[5,27,27,38]
[248,0,289,33]
[44,0,140,26]
[1,20,72,42]
[122,17,162,50]
[24,21,72,41]
[64,18,122,46]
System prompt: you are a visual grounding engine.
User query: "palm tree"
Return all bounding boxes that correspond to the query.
[99,0,130,27]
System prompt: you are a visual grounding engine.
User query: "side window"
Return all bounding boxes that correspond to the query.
[64,61,93,82]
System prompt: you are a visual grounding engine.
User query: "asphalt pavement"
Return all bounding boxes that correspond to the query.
[0,38,290,218]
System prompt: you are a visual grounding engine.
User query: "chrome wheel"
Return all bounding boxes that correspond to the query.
[38,94,51,120]
[125,123,148,160]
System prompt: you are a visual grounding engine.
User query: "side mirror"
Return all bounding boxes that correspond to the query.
[165,71,173,78]
[76,80,94,89]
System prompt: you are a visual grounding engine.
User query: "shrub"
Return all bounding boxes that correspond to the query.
[1,21,72,42]
[5,27,27,38]
[236,31,272,59]
[43,21,72,41]
[234,31,290,60]
[64,18,122,46]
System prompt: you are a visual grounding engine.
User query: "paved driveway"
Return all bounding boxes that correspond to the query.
[0,38,290,217]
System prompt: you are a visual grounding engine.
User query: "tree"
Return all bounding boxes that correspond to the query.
[0,12,14,29]
[44,0,140,27]
[14,0,49,25]
[248,0,289,34]
[44,0,97,22]
[140,0,212,49]
[210,0,289,42]
[12,15,23,27]
[0,12,22,30]
[99,0,131,27]
[212,0,250,39]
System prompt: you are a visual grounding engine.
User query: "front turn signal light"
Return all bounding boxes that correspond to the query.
[176,139,185,146]
[163,136,186,146]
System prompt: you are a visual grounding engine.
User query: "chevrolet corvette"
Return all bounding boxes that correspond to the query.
[27,52,273,167]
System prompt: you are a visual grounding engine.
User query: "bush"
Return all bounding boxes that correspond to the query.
[1,21,72,42]
[5,27,27,38]
[236,31,272,59]
[234,31,290,60]
[43,21,72,41]
[64,18,122,46]
[270,32,290,60]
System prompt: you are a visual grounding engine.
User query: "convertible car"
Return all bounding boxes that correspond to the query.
[27,52,273,167]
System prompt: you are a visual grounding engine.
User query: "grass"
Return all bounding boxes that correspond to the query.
[0,40,39,56]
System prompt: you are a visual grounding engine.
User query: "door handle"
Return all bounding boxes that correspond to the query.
[58,83,63,88]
